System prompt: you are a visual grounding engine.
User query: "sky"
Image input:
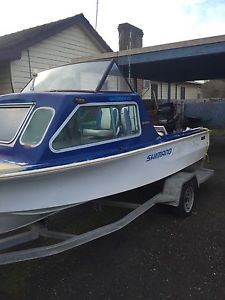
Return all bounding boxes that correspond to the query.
[1,0,225,50]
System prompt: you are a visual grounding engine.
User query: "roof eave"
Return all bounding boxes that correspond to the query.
[0,48,22,61]
[0,13,112,61]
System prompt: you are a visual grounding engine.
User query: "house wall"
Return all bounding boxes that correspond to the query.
[0,62,13,94]
[11,25,106,92]
[142,80,202,101]
[184,84,202,99]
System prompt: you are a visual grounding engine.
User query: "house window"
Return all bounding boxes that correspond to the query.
[143,80,150,88]
[20,107,54,147]
[51,103,140,152]
[151,84,158,100]
[181,86,185,99]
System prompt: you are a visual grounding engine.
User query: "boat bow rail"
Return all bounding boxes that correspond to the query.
[0,167,214,265]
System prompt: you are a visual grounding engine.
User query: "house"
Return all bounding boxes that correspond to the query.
[0,13,112,94]
[142,80,202,101]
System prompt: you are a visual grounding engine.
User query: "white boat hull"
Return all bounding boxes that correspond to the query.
[0,130,209,233]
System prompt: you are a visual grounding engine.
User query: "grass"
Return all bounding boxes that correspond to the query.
[210,129,225,137]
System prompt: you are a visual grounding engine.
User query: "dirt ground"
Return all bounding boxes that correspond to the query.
[0,134,225,300]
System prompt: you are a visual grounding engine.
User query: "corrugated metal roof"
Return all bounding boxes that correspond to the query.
[0,13,112,61]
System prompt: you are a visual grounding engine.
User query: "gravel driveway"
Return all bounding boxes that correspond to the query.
[0,134,225,300]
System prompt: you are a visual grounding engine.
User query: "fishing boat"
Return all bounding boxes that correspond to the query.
[0,59,209,233]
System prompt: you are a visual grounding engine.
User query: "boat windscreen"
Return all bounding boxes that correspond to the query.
[99,62,132,92]
[22,60,133,93]
[22,61,113,93]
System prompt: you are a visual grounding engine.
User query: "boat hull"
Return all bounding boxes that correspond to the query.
[0,130,209,233]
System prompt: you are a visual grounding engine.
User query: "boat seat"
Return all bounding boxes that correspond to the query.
[83,108,119,138]
[121,107,132,135]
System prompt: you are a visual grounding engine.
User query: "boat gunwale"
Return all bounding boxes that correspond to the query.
[0,129,209,181]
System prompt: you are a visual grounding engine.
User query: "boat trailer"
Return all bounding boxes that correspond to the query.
[0,167,213,265]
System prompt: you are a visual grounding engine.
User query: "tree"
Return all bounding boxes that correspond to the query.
[202,80,225,98]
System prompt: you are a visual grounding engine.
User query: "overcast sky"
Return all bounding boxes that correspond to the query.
[1,0,225,50]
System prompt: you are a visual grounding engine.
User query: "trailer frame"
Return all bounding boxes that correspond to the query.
[0,167,214,265]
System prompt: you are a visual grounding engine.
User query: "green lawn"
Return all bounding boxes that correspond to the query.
[210,129,225,137]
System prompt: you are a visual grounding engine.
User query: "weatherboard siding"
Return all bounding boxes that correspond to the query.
[11,50,31,92]
[161,82,168,100]
[0,62,13,95]
[184,85,202,99]
[11,25,105,92]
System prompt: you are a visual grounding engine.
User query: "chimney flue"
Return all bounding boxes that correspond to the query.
[118,23,143,51]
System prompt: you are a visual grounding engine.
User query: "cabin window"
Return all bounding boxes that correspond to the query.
[0,106,31,143]
[20,107,54,146]
[181,86,185,100]
[51,103,140,151]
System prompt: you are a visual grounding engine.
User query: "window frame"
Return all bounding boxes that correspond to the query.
[96,60,134,93]
[49,102,142,153]
[20,106,55,147]
[0,103,34,145]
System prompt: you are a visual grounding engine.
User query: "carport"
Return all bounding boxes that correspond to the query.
[76,34,225,127]
[79,34,225,82]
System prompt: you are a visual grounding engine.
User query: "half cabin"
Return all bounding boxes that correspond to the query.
[0,59,209,233]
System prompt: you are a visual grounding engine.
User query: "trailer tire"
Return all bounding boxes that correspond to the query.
[173,179,197,217]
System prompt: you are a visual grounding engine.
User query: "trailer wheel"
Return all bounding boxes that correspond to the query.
[174,179,197,217]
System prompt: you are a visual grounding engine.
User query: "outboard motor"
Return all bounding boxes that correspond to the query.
[157,102,178,132]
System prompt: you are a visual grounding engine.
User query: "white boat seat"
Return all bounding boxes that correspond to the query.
[82,128,114,138]
[83,108,119,138]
